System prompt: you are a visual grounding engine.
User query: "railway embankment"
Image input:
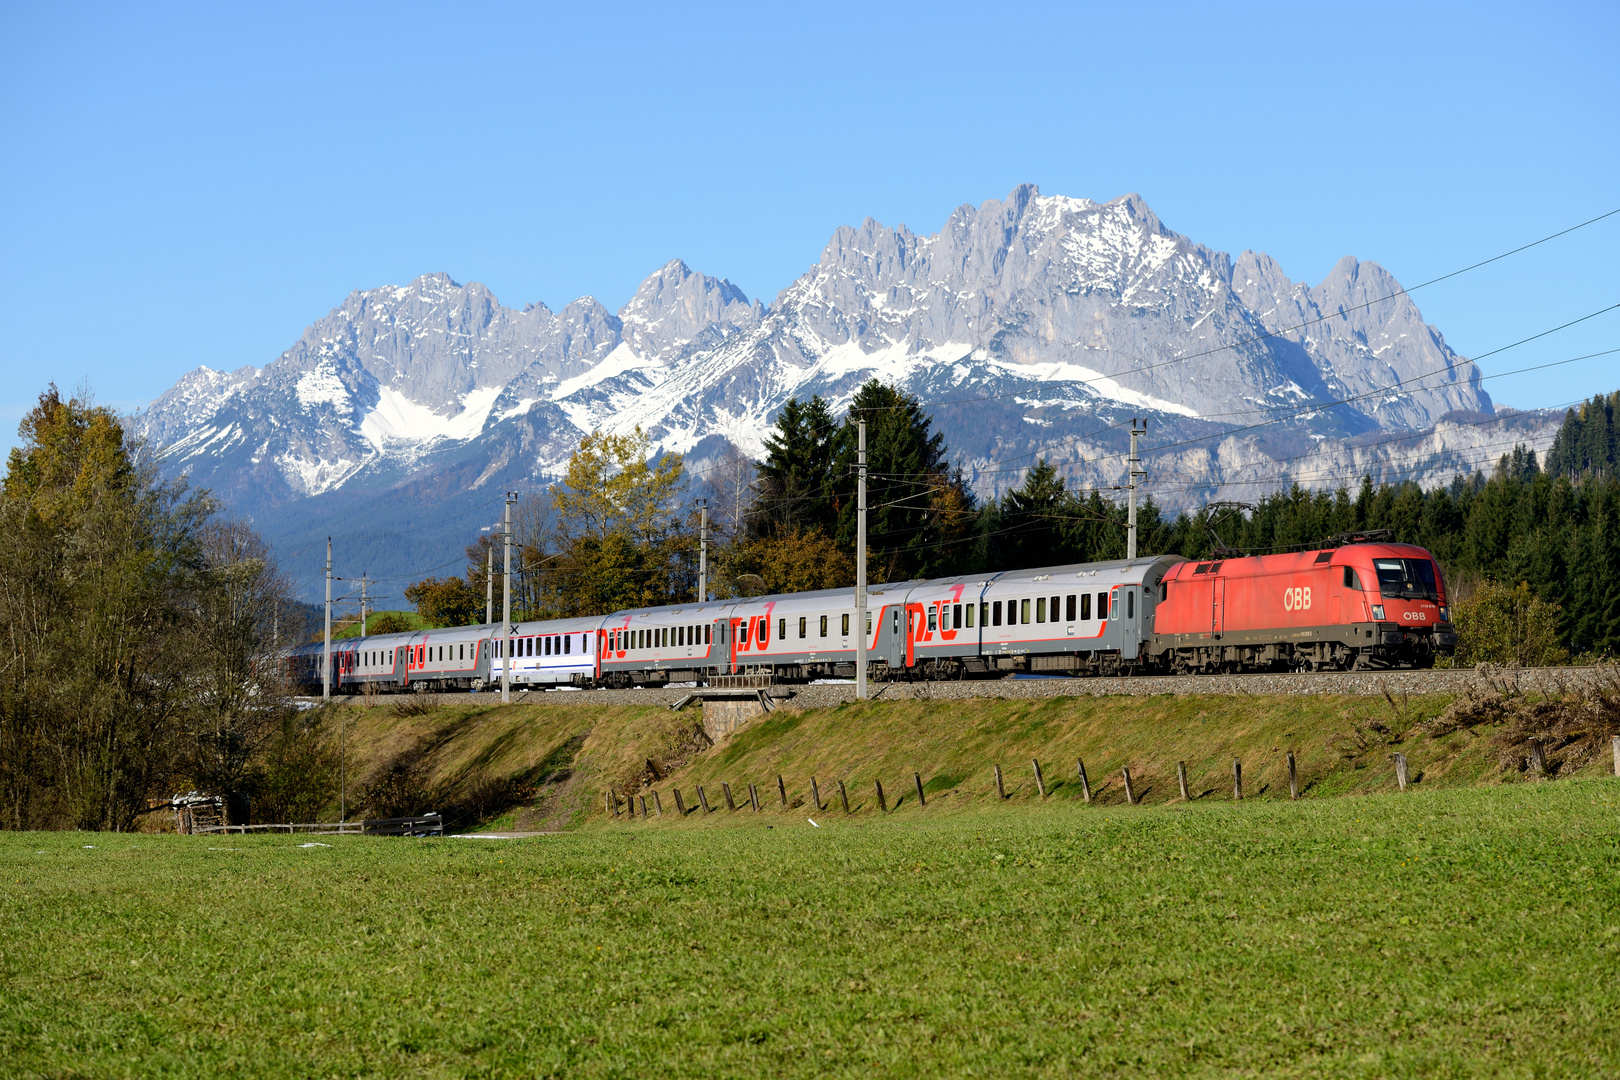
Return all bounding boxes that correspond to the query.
[320,663,1619,833]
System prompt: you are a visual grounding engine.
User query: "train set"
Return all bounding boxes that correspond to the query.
[285,539,1457,693]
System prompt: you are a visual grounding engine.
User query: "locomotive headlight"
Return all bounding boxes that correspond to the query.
[1371,605,1386,621]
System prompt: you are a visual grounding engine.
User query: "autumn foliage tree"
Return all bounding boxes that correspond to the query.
[537,428,693,616]
[0,385,303,830]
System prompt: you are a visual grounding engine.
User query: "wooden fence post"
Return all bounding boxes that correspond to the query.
[1528,739,1546,778]
[1032,758,1046,798]
[652,791,663,816]
[874,779,887,812]
[697,785,712,813]
[777,775,787,806]
[838,779,850,813]
[610,788,621,816]
[1287,752,1299,800]
[1232,759,1242,801]
[673,789,687,815]
[722,782,737,811]
[639,795,647,818]
[1613,735,1620,777]
[811,776,824,811]
[1077,758,1091,803]
[1177,761,1189,801]
[749,783,761,813]
[1122,766,1136,805]
[994,764,1005,800]
[627,794,636,819]
[914,772,926,808]
[605,790,613,816]
[1393,753,1409,791]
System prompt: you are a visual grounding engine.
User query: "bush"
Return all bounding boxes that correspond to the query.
[1450,581,1569,667]
[363,611,414,635]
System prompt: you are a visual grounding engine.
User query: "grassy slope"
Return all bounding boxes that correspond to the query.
[324,689,1610,834]
[5,781,1619,1077]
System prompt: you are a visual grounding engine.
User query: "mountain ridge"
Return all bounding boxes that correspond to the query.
[133,186,1549,593]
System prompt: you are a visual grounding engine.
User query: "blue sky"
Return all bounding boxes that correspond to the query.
[2,0,1616,454]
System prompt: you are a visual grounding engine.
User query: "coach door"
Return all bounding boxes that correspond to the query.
[713,618,733,675]
[1212,577,1226,639]
[883,607,904,668]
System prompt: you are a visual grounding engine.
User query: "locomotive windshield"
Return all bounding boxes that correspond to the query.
[1372,558,1439,600]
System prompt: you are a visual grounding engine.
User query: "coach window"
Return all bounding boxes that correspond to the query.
[952,603,962,629]
[705,625,712,644]
[1109,593,1118,620]
[564,636,572,655]
[1020,598,1031,624]
[1035,597,1046,623]
[842,613,850,635]
[817,614,826,637]
[544,637,551,656]
[779,618,787,642]
[761,619,770,646]
[965,603,975,628]
[927,608,937,632]
[1127,591,1135,619]
[992,601,1002,626]
[798,617,806,639]
[1065,594,1076,621]
[740,621,749,645]
[1097,592,1108,618]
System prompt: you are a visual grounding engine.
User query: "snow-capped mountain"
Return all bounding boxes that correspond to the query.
[135,186,1553,590]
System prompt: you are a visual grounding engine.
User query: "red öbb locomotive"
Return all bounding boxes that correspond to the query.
[1150,538,1456,672]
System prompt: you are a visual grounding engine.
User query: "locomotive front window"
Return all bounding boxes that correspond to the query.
[1373,558,1439,600]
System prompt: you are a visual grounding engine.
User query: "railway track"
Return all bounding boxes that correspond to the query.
[307,664,1606,710]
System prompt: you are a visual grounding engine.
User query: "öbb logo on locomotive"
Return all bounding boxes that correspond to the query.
[283,540,1458,692]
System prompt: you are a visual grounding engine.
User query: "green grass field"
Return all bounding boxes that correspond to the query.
[6,780,1619,1077]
